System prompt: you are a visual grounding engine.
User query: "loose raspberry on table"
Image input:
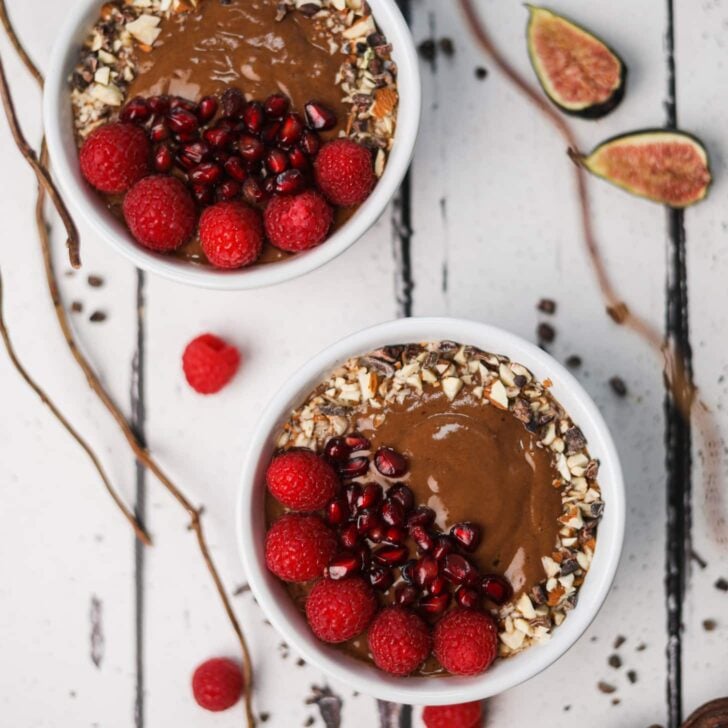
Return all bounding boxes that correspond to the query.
[79,122,150,194]
[368,607,432,676]
[422,701,484,728]
[182,333,240,395]
[314,139,375,207]
[191,657,243,712]
[433,609,498,676]
[123,175,197,252]
[263,189,333,252]
[305,577,378,643]
[266,450,339,511]
[265,514,337,583]
[199,201,264,269]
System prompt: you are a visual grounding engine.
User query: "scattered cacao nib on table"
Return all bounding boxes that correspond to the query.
[609,376,628,397]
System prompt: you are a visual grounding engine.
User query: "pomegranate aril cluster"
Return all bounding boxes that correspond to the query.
[118,88,336,208]
[322,435,514,619]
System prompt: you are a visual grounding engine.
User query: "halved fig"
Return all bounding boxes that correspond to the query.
[576,130,711,208]
[526,5,626,119]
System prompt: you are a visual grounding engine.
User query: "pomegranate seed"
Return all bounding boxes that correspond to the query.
[356,508,382,536]
[304,101,337,131]
[263,176,277,196]
[385,484,413,512]
[177,141,210,169]
[344,433,371,451]
[204,126,234,149]
[406,506,435,529]
[300,129,321,157]
[189,162,222,186]
[243,101,265,133]
[413,556,439,589]
[242,177,267,205]
[419,593,451,617]
[367,523,386,543]
[149,120,170,142]
[324,437,351,463]
[120,97,151,123]
[372,545,409,567]
[264,93,290,118]
[344,483,363,512]
[197,96,218,123]
[266,148,289,175]
[339,522,359,550]
[260,121,282,145]
[153,144,174,173]
[356,483,383,510]
[381,499,405,527]
[288,147,310,171]
[383,526,407,545]
[224,155,248,182]
[400,559,416,583]
[238,134,265,162]
[220,88,245,118]
[278,113,304,146]
[338,456,369,480]
[192,184,214,206]
[166,107,199,136]
[217,180,241,201]
[480,574,513,606]
[275,169,306,195]
[148,95,171,114]
[354,542,372,570]
[374,447,408,478]
[410,525,434,553]
[369,567,394,592]
[450,522,482,552]
[442,554,478,586]
[456,586,480,609]
[394,585,418,606]
[432,535,456,562]
[429,576,448,596]
[325,496,349,526]
[170,96,197,112]
[327,552,361,580]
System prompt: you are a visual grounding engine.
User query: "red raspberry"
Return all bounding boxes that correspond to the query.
[423,702,484,728]
[182,333,240,395]
[265,513,337,583]
[305,577,378,643]
[191,658,243,712]
[123,175,197,252]
[264,190,333,252]
[433,609,498,676]
[199,201,264,269]
[266,450,339,511]
[79,122,150,194]
[368,606,432,676]
[314,139,375,207]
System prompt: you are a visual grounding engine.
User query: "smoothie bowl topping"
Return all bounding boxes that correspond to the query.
[263,341,604,677]
[69,0,399,269]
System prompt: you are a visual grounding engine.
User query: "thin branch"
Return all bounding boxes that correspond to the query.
[0,50,80,268]
[0,268,151,546]
[0,3,256,720]
[0,0,42,86]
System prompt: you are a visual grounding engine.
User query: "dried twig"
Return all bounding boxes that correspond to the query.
[0,1,256,722]
[0,268,151,546]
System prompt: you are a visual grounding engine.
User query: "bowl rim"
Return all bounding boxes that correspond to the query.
[42,0,422,290]
[237,317,626,705]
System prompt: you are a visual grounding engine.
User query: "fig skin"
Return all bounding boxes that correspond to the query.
[526,5,627,120]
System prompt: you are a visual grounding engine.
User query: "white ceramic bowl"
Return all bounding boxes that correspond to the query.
[238,317,626,705]
[43,0,421,290]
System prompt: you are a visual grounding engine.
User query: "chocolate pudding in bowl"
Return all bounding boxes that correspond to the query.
[239,318,624,702]
[44,0,420,288]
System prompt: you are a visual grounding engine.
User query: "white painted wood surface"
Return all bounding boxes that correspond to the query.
[0,1,725,726]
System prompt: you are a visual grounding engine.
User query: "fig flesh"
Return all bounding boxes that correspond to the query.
[527,5,626,119]
[579,130,711,208]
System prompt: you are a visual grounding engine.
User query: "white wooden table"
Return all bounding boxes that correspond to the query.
[1,1,726,726]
